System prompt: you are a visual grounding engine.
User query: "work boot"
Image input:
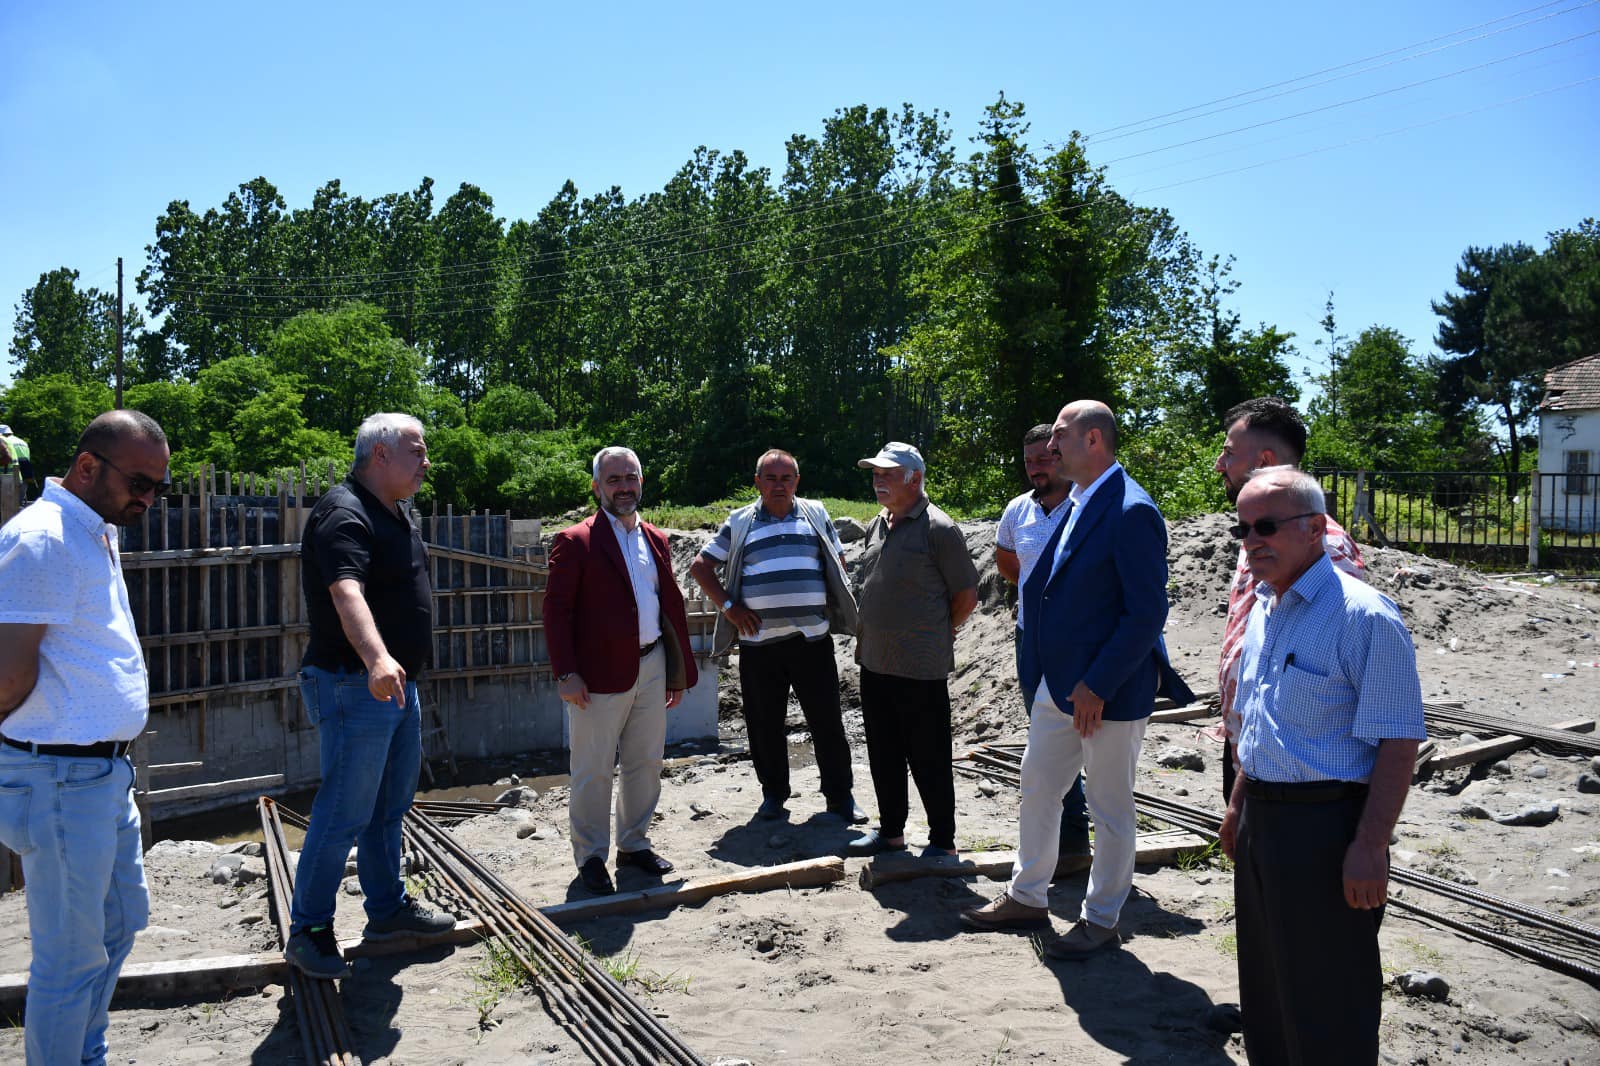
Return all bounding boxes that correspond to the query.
[363,898,456,941]
[285,925,349,979]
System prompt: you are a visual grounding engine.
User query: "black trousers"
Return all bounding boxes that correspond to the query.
[739,634,854,805]
[1223,737,1237,802]
[1236,789,1384,1066]
[859,667,956,850]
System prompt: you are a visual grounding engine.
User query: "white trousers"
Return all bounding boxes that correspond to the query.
[1007,684,1147,926]
[567,644,667,865]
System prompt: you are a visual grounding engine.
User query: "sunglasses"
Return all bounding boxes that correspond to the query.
[92,451,172,497]
[1228,512,1319,539]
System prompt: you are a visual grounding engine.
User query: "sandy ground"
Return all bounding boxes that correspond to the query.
[3,513,1599,1065]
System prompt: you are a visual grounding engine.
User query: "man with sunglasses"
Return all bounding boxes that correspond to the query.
[1212,397,1364,804]
[1219,466,1424,1066]
[0,409,168,1066]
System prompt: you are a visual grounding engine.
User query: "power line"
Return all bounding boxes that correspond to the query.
[1085,0,1599,146]
[156,70,1598,332]
[152,9,1599,291]
[1085,0,1590,139]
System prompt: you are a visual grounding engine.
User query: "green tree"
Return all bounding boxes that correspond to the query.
[1306,324,1440,470]
[470,383,555,435]
[0,374,114,477]
[265,302,425,436]
[9,268,142,384]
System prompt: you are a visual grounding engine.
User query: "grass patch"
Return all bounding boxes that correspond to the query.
[467,938,532,1032]
[1176,840,1225,872]
[1215,933,1238,959]
[987,1029,1014,1064]
[1422,840,1460,860]
[960,834,1012,852]
[575,936,690,995]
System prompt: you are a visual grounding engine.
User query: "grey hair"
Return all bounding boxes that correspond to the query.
[754,449,798,477]
[1248,465,1325,516]
[352,413,424,472]
[592,446,642,480]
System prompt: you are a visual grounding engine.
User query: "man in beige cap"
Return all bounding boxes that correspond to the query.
[848,442,978,858]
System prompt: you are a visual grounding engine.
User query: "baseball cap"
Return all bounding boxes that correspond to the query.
[0,425,9,435]
[857,441,925,474]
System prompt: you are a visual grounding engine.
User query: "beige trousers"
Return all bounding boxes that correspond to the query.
[566,644,667,866]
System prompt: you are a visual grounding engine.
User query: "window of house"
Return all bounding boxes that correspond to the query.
[1566,450,1592,495]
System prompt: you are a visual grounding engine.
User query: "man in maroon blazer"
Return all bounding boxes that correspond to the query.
[542,446,699,895]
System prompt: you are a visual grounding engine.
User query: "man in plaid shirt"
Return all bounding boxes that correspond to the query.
[1211,397,1364,802]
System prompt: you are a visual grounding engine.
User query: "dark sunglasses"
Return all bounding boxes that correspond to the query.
[1228,512,1319,539]
[92,451,172,497]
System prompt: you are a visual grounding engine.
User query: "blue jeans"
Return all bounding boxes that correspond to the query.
[289,666,421,933]
[0,746,148,1066]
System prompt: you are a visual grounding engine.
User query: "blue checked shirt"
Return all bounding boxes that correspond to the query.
[1234,553,1426,784]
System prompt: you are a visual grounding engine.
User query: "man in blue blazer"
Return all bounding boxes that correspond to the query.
[963,401,1191,956]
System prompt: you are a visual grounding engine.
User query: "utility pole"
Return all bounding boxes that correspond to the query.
[114,256,125,407]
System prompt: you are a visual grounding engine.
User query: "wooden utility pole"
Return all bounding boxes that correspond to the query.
[114,256,125,407]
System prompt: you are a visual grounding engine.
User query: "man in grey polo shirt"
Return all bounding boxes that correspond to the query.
[0,409,167,1066]
[848,442,979,858]
[690,449,866,824]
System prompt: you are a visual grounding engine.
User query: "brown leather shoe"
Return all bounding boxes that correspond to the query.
[959,892,1050,932]
[1044,918,1120,958]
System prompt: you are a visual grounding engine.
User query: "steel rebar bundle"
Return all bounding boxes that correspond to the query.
[1422,705,1600,756]
[398,807,708,1066]
[954,744,1600,986]
[257,798,358,1066]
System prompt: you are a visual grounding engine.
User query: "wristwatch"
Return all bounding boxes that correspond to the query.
[558,672,576,682]
[721,599,735,614]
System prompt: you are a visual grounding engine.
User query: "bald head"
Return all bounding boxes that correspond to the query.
[1049,400,1118,486]
[75,410,168,461]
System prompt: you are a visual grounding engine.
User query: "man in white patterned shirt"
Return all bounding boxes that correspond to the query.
[0,410,168,1066]
[691,450,866,824]
[1212,397,1364,802]
[1219,466,1425,1066]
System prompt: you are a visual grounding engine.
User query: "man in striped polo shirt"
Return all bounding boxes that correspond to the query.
[691,450,867,824]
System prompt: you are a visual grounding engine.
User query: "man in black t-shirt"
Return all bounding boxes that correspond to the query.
[284,412,453,979]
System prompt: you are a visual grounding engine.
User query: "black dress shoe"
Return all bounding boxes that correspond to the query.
[579,856,616,895]
[616,849,674,876]
[755,797,790,821]
[826,796,869,824]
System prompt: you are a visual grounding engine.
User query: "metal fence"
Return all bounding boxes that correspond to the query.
[1314,469,1600,570]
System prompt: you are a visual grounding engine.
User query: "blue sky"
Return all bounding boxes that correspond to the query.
[2,1,1596,392]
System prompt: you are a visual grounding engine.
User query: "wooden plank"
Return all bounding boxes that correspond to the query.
[1430,718,1594,771]
[147,761,205,776]
[859,830,1209,890]
[1150,705,1220,724]
[143,774,285,806]
[542,855,846,922]
[1411,739,1438,780]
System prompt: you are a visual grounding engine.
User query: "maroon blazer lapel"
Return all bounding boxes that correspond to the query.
[591,512,631,585]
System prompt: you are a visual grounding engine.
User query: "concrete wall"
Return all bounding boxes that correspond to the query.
[147,659,718,819]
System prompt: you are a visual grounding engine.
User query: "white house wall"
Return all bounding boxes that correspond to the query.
[1539,410,1600,532]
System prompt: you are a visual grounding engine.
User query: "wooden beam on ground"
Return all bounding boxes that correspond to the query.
[142,774,285,806]
[147,761,205,776]
[1152,690,1216,715]
[1412,739,1438,780]
[859,829,1209,890]
[1430,718,1594,772]
[0,857,847,1009]
[542,855,845,923]
[1150,704,1220,724]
